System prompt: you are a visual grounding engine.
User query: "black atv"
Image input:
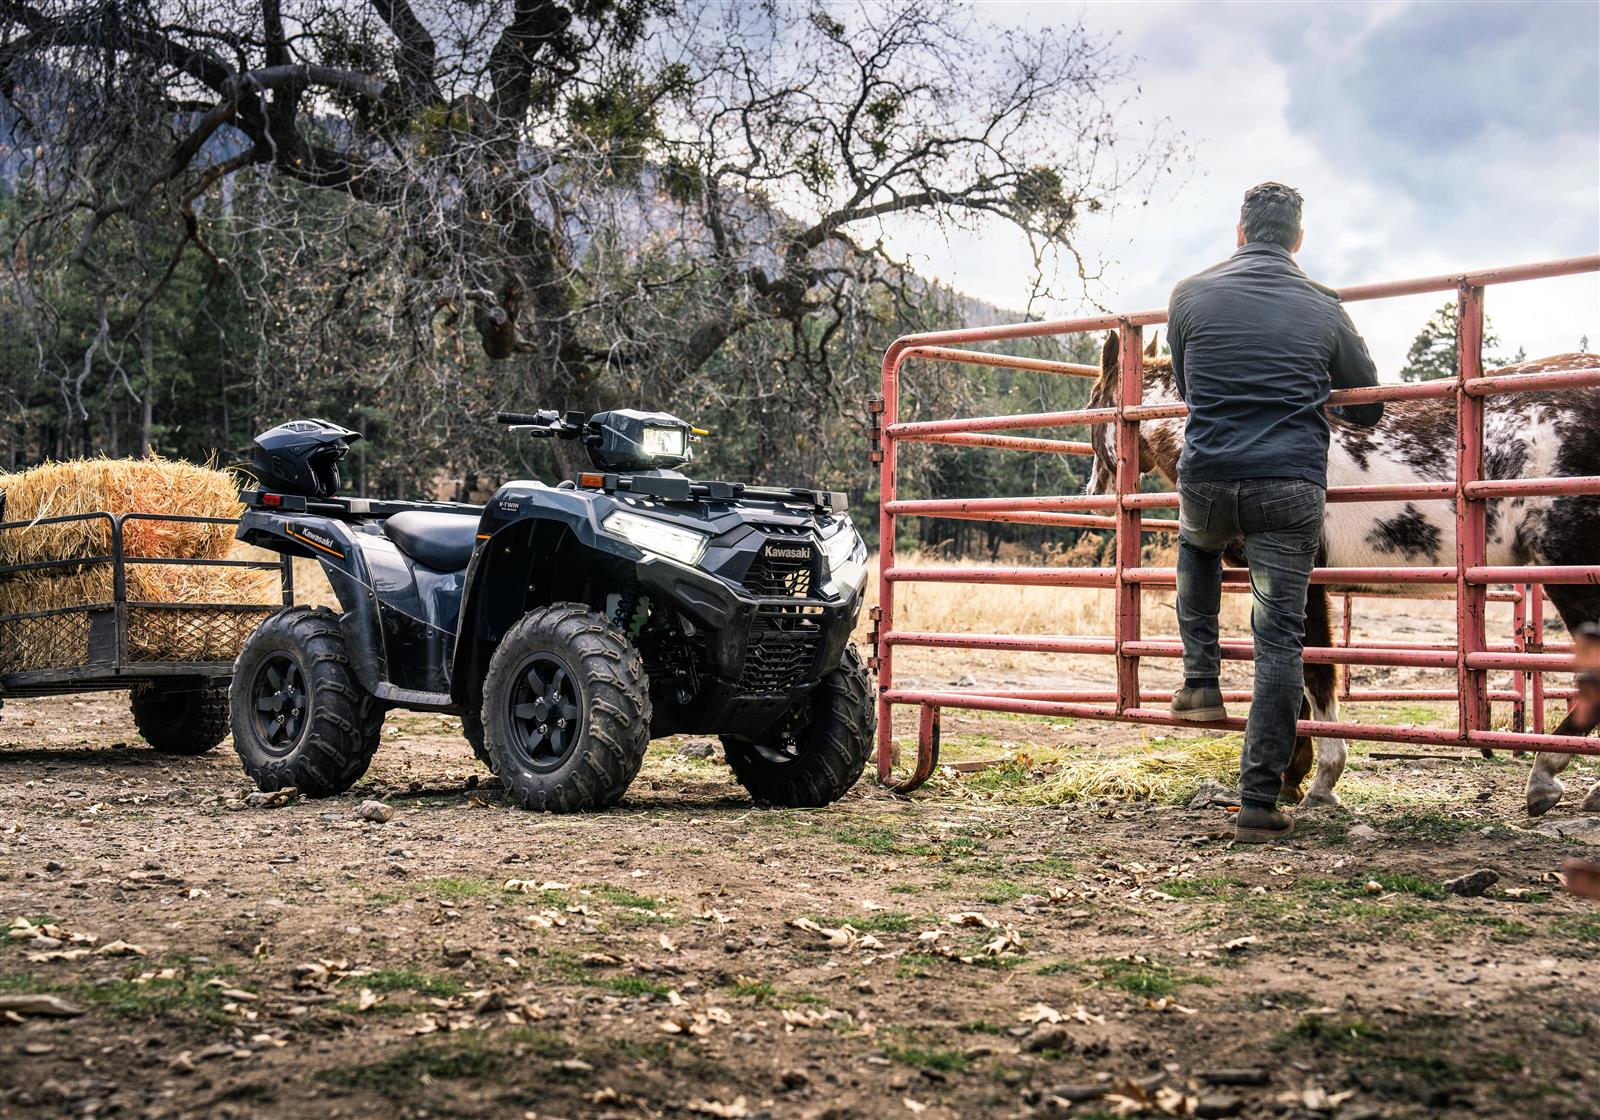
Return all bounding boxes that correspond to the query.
[230,409,873,811]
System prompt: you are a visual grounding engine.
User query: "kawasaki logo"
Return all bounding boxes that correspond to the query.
[763,545,812,561]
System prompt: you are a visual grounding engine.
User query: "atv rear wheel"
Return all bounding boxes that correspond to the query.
[130,682,230,755]
[230,607,385,797]
[481,603,650,812]
[723,645,873,808]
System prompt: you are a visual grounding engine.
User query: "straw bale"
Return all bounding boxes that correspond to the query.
[0,456,243,565]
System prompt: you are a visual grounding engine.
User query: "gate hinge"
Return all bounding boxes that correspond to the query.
[867,396,885,464]
[867,605,883,669]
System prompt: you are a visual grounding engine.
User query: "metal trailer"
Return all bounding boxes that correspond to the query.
[869,254,1600,790]
[0,511,290,753]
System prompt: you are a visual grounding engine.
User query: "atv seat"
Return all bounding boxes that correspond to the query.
[384,511,480,571]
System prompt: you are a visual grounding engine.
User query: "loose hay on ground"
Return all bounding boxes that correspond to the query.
[967,735,1241,805]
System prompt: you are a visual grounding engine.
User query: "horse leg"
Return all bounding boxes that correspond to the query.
[1527,584,1600,815]
[1292,583,1347,807]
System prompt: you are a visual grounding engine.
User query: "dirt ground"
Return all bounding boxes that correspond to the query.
[1,678,1598,1120]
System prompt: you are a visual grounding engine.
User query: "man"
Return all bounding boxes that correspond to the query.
[1165,182,1382,843]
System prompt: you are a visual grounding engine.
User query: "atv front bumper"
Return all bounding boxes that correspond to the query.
[634,556,863,739]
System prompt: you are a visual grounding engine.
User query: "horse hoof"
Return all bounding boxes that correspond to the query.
[1301,789,1342,809]
[1526,787,1565,817]
[1582,784,1600,813]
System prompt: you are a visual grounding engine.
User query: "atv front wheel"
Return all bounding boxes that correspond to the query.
[230,607,385,797]
[481,603,650,812]
[131,682,230,755]
[723,645,874,808]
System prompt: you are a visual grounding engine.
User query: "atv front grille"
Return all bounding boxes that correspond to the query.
[737,608,822,695]
[744,543,814,598]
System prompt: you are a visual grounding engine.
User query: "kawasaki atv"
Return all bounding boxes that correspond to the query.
[230,409,872,811]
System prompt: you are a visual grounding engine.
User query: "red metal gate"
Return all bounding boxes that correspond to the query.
[871,255,1600,791]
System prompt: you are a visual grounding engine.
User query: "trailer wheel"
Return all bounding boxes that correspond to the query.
[230,606,384,797]
[130,682,230,755]
[723,645,874,808]
[481,603,650,812]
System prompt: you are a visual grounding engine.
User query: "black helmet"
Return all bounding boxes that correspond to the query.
[251,419,362,498]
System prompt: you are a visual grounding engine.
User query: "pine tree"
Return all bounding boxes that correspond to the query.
[1399,301,1504,381]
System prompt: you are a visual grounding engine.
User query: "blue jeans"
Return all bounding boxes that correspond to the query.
[1176,477,1325,809]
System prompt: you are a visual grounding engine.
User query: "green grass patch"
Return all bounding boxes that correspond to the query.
[1332,873,1445,900]
[1,958,245,1022]
[895,952,944,978]
[974,878,1030,904]
[884,1045,970,1073]
[802,910,922,933]
[1091,957,1215,998]
[960,1019,1007,1035]
[1377,811,1511,843]
[418,876,498,901]
[1275,1014,1380,1052]
[1555,915,1600,944]
[590,974,675,999]
[343,968,465,999]
[1159,874,1247,899]
[829,823,933,857]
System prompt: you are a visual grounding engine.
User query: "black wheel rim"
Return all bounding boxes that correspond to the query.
[252,652,308,756]
[506,652,584,773]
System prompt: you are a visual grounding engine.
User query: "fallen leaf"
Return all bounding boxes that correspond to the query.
[946,911,999,930]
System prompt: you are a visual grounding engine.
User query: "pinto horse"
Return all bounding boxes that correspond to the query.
[1087,332,1600,815]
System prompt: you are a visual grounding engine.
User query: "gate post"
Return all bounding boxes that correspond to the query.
[875,345,905,783]
[1115,323,1144,712]
[1455,283,1490,737]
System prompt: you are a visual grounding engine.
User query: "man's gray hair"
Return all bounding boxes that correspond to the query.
[1240,182,1303,249]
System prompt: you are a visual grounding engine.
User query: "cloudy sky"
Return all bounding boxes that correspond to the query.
[889,0,1599,371]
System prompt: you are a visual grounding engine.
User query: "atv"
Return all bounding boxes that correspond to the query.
[230,409,872,811]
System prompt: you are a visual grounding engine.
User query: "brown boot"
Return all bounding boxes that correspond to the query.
[1170,684,1227,722]
[1235,804,1294,844]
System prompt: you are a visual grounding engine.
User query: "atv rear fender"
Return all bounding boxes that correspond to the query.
[236,509,465,708]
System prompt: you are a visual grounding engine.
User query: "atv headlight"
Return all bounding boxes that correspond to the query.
[603,510,707,565]
[641,426,686,458]
[821,523,866,577]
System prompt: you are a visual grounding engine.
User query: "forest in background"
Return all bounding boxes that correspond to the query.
[4,2,1571,560]
[0,0,1161,556]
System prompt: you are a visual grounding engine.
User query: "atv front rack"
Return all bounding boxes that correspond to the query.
[580,473,847,512]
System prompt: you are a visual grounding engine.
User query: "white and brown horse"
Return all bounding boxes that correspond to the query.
[1087,332,1600,815]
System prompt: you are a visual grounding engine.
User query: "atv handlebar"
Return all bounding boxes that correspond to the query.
[495,410,558,426]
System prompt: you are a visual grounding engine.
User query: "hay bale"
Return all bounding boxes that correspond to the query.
[0,457,279,672]
[0,456,243,565]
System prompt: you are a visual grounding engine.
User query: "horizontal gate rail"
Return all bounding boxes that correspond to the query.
[874,253,1600,791]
